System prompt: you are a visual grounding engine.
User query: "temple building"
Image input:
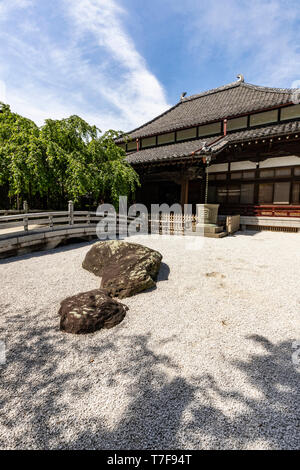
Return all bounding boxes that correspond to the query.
[117,75,300,230]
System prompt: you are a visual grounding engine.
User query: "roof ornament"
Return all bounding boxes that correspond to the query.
[206,154,212,165]
[236,74,245,83]
[201,141,207,151]
[180,92,187,101]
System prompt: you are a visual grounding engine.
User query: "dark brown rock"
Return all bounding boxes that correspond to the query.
[82,241,163,298]
[59,289,128,334]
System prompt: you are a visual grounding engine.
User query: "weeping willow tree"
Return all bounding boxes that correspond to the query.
[0,104,139,209]
[0,103,47,208]
[41,117,139,207]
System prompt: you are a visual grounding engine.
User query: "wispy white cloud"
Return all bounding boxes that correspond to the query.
[64,0,170,129]
[0,0,170,131]
[0,0,32,19]
[179,0,300,87]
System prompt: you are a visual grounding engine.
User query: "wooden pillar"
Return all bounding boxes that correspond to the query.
[180,177,189,209]
[254,161,260,205]
[68,200,74,225]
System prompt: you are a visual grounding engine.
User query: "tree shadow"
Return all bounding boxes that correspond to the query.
[186,335,300,449]
[69,333,196,450]
[0,316,299,450]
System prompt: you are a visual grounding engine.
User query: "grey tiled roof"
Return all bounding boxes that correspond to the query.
[221,120,300,146]
[126,120,300,165]
[119,80,295,142]
[126,136,218,164]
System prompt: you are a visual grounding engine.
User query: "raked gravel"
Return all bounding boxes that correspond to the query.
[0,231,299,450]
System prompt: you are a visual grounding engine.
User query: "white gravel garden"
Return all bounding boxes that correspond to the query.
[0,231,299,450]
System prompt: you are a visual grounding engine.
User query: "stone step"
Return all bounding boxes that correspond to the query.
[204,231,228,238]
[197,224,225,234]
[209,226,224,233]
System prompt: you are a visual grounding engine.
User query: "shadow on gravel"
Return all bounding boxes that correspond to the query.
[0,320,299,449]
[158,262,170,282]
[185,335,300,449]
[230,230,262,237]
[0,240,96,265]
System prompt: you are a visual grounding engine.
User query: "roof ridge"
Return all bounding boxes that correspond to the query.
[241,82,294,94]
[183,81,294,103]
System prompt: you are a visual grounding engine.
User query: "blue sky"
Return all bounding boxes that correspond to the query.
[0,0,300,132]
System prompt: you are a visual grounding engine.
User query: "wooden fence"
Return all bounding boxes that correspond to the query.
[0,209,226,237]
[149,213,197,235]
[0,201,141,238]
[0,210,101,232]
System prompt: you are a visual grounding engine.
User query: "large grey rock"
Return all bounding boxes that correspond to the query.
[82,241,163,299]
[59,289,128,334]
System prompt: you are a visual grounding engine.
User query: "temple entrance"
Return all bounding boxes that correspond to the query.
[137,180,181,209]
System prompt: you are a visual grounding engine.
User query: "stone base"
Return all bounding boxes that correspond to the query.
[195,223,227,238]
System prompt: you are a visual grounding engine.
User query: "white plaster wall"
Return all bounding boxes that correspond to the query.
[231,161,257,170]
[259,155,300,168]
[208,163,228,173]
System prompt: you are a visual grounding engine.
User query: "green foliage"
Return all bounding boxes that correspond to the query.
[0,103,45,199]
[0,103,139,208]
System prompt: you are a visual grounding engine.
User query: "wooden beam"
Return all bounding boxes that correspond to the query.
[180,177,189,208]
